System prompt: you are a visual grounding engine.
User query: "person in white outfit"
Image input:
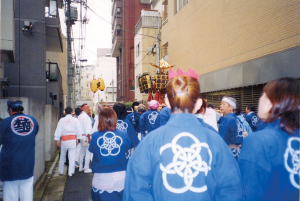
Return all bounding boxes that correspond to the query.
[78,104,93,173]
[74,107,82,167]
[54,107,82,177]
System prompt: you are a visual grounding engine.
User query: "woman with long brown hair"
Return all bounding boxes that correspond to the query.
[123,68,243,201]
[88,108,131,201]
[239,77,300,201]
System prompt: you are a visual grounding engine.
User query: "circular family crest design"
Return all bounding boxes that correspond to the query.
[236,119,244,137]
[131,115,136,125]
[284,137,300,189]
[11,116,34,136]
[148,111,159,124]
[97,131,123,156]
[159,132,212,194]
[116,120,128,131]
[251,116,259,126]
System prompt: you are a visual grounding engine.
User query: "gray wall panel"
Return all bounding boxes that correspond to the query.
[199,46,300,93]
[284,47,300,78]
[227,64,243,89]
[243,59,262,86]
[261,53,285,83]
[214,70,228,91]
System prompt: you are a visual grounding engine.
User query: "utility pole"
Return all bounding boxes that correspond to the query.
[156,14,161,73]
[66,0,72,107]
[112,71,114,101]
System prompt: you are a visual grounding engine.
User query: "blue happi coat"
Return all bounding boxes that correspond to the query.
[0,113,39,181]
[89,129,131,173]
[126,111,141,133]
[244,112,260,132]
[237,115,253,135]
[139,109,160,136]
[218,113,243,145]
[117,118,139,148]
[123,113,243,201]
[160,106,171,126]
[238,119,300,201]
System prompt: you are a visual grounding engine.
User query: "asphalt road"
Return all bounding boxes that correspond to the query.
[63,168,93,201]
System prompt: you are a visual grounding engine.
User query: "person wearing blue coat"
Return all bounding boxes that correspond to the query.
[160,106,171,126]
[239,77,300,201]
[218,97,243,159]
[114,103,139,148]
[123,68,243,201]
[89,108,131,201]
[126,102,140,132]
[0,99,39,201]
[139,100,161,139]
[244,104,260,132]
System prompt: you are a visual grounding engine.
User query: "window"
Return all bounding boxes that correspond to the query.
[136,43,140,58]
[175,0,191,13]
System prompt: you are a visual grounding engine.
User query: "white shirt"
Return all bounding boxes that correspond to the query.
[78,111,93,141]
[54,114,82,148]
[92,115,99,134]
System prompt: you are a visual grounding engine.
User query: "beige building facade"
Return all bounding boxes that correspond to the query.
[134,10,160,102]
[160,0,300,109]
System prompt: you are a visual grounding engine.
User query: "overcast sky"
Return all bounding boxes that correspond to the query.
[60,0,112,66]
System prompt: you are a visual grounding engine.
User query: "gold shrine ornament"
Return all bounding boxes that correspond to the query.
[150,59,175,71]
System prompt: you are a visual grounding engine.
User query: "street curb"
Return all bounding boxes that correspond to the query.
[34,154,59,201]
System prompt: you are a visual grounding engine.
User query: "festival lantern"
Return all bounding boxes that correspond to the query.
[97,78,105,91]
[90,79,98,93]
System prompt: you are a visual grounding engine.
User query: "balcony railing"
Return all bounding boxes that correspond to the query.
[140,0,151,4]
[135,16,160,34]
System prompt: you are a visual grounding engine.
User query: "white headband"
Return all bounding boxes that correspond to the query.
[222,97,236,109]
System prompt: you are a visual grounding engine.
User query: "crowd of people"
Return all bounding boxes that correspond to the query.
[0,68,299,201]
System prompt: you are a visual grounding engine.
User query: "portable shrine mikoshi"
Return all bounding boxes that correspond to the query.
[138,59,174,103]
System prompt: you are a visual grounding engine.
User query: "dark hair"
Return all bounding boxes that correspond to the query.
[65,107,73,114]
[263,77,300,134]
[113,103,127,119]
[247,104,255,112]
[81,103,87,108]
[208,104,215,109]
[167,75,200,113]
[132,101,139,110]
[75,108,82,116]
[197,97,206,114]
[98,108,117,132]
[7,99,24,113]
[235,105,241,116]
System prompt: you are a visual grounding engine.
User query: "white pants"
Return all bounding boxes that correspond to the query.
[59,147,76,176]
[75,142,81,163]
[79,142,91,170]
[3,176,33,201]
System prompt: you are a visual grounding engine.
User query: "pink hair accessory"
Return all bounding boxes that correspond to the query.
[149,100,159,110]
[168,68,199,80]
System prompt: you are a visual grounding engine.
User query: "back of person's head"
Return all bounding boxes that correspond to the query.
[208,104,214,109]
[235,105,241,115]
[126,106,132,115]
[113,103,127,119]
[247,104,255,112]
[167,75,200,113]
[7,99,24,113]
[132,101,139,110]
[65,107,73,114]
[98,108,117,132]
[148,100,159,110]
[262,77,300,134]
[138,104,146,114]
[75,108,82,116]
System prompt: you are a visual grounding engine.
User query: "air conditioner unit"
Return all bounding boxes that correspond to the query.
[116,7,121,14]
[116,25,121,34]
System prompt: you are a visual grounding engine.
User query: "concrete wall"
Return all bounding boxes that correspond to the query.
[0,97,58,184]
[162,0,300,75]
[44,105,58,161]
